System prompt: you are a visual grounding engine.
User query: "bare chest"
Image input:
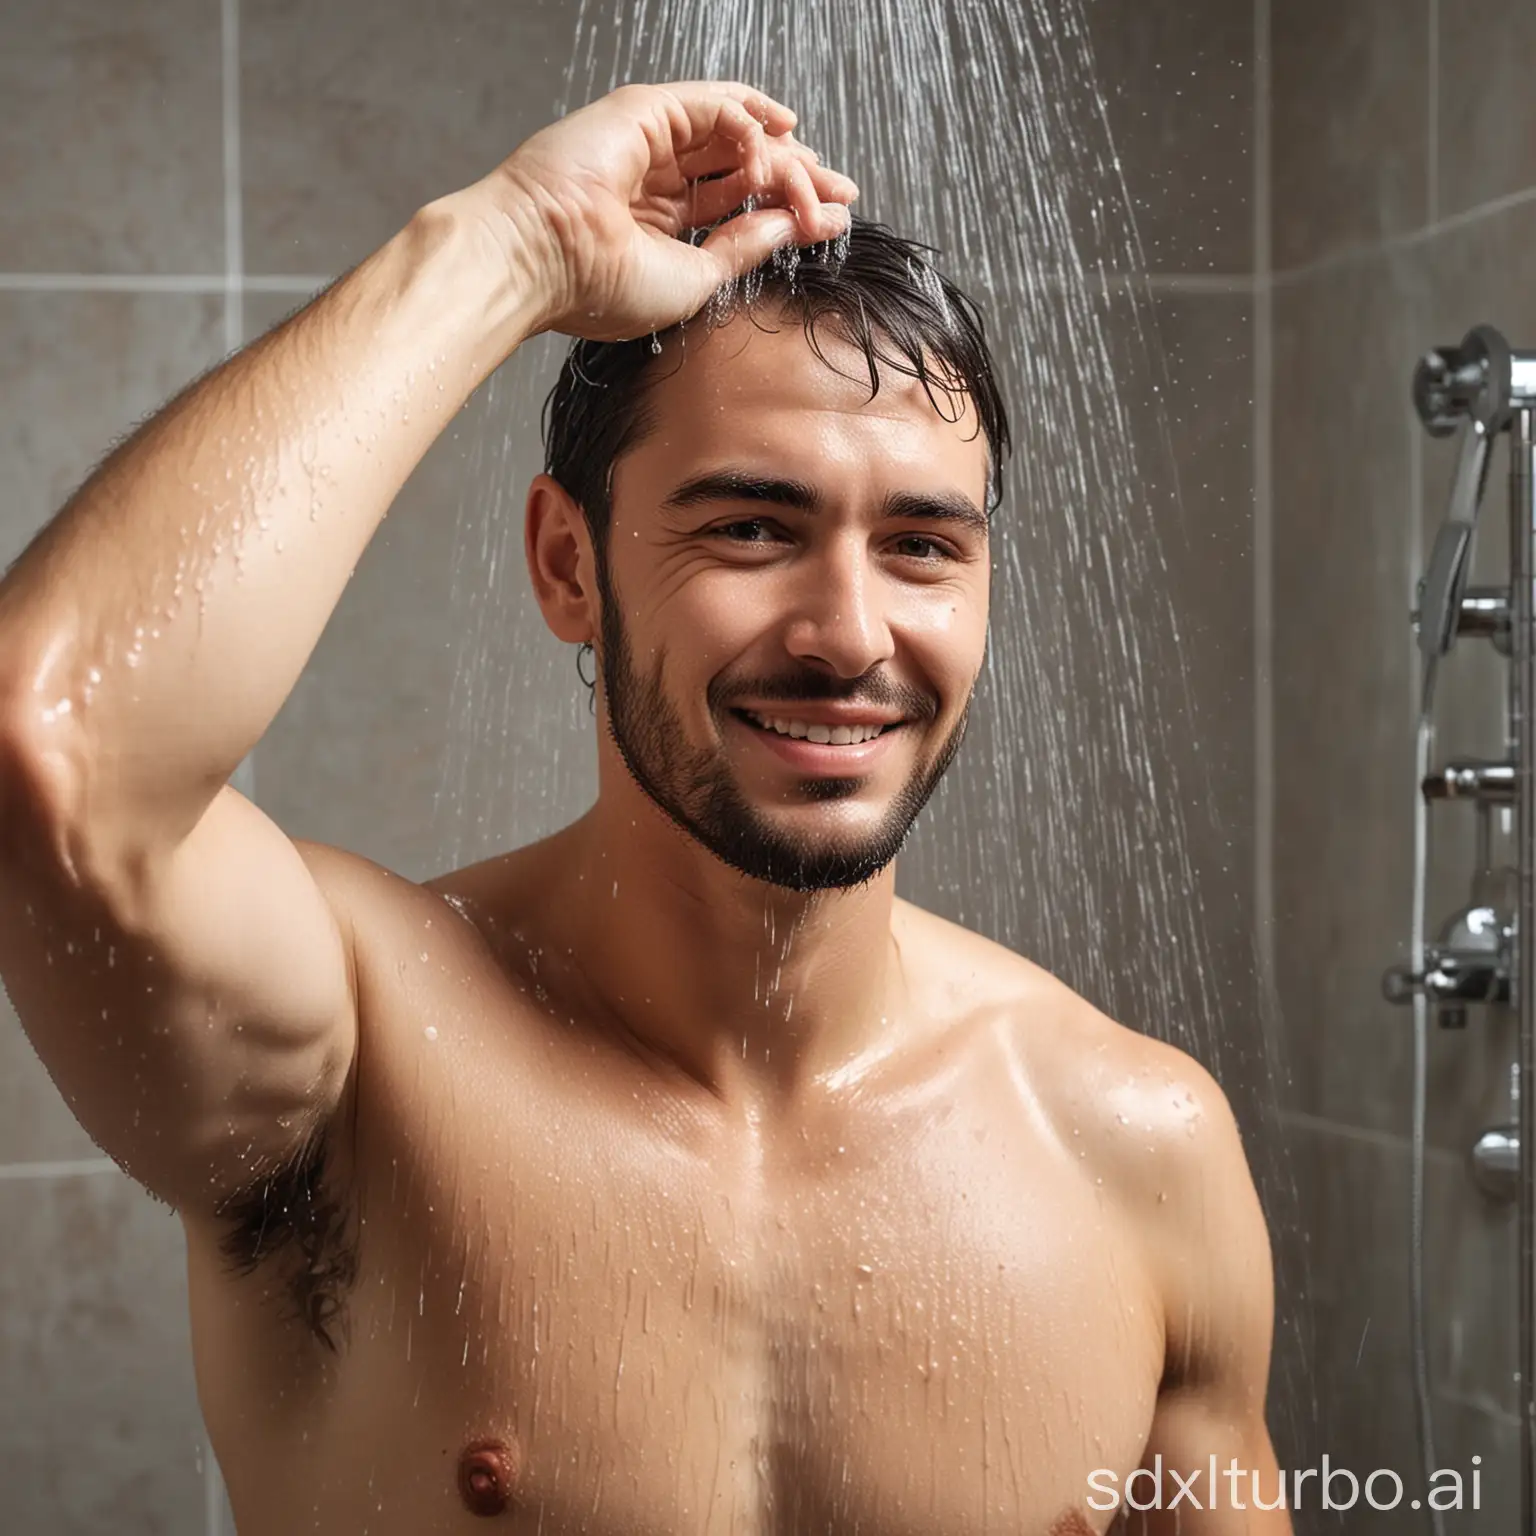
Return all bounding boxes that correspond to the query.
[307,1017,1165,1535]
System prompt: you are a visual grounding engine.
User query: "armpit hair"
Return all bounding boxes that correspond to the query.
[212,1115,359,1354]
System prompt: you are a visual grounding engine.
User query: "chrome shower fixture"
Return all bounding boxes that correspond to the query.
[1384,322,1536,1531]
[1412,326,1512,709]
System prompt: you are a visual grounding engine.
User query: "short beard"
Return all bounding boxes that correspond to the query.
[591,544,971,894]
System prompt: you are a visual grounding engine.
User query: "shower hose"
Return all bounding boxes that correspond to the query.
[1411,705,1447,1536]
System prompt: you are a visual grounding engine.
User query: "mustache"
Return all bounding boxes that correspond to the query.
[713,672,938,721]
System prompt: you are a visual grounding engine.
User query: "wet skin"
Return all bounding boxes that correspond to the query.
[181,321,1284,1534]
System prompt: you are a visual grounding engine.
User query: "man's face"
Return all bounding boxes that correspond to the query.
[593,315,992,893]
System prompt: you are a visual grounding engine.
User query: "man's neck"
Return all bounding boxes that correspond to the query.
[540,795,908,1111]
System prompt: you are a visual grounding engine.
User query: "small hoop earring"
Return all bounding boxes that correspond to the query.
[575,641,597,714]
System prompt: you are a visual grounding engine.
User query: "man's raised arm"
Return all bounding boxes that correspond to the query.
[0,83,854,1214]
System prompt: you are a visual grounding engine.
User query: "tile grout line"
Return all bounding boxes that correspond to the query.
[0,274,227,293]
[1139,273,1254,295]
[1435,1384,1521,1431]
[211,4,241,1530]
[1271,184,1536,290]
[1408,0,1433,1005]
[221,0,244,360]
[1252,0,1276,1041]
[1427,0,1440,227]
[0,1157,119,1180]
[1279,1108,1463,1167]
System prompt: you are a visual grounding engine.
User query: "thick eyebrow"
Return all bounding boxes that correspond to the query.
[661,471,990,536]
[881,489,991,538]
[662,471,821,513]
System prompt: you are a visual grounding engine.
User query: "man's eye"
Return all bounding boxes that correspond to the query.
[893,535,951,561]
[714,519,781,543]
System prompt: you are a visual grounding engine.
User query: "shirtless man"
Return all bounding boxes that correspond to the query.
[0,82,1287,1534]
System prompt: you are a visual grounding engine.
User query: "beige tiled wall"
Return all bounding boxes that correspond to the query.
[1271,0,1536,1526]
[0,3,1265,1532]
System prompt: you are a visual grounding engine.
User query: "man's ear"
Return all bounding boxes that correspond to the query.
[525,472,598,644]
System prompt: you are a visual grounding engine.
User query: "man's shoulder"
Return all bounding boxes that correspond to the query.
[893,898,1246,1203]
[894,897,1199,1059]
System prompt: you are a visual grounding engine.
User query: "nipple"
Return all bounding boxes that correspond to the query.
[455,1437,520,1517]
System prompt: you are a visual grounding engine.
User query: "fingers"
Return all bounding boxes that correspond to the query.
[805,159,858,204]
[634,80,857,258]
[662,79,798,136]
[674,122,857,232]
[706,97,775,189]
[681,169,756,228]
[696,198,852,284]
[696,206,804,280]
[680,153,856,226]
[661,83,844,184]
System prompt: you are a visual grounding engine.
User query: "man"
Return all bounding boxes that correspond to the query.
[0,82,1286,1533]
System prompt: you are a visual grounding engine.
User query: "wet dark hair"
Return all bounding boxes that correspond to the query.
[540,216,1011,551]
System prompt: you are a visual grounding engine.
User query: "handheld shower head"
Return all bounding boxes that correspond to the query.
[1413,325,1513,710]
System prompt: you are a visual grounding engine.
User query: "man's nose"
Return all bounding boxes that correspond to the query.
[781,539,896,678]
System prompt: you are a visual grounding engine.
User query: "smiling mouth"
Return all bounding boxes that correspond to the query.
[730,708,906,745]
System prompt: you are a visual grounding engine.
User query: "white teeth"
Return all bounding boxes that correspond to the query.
[746,711,888,744]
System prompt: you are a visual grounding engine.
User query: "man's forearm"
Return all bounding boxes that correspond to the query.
[0,187,542,861]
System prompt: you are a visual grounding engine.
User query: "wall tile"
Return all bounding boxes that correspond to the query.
[1271,0,1430,272]
[0,0,223,274]
[1080,0,1253,273]
[1278,1120,1514,1528]
[1428,1149,1517,1420]
[1144,290,1257,834]
[1429,1389,1519,1532]
[1136,289,1263,1098]
[0,1171,205,1534]
[1436,1,1536,224]
[241,0,578,275]
[239,0,1253,284]
[1271,245,1442,1140]
[1266,1116,1322,1476]
[1280,1119,1429,1528]
[0,1047,106,1169]
[0,292,227,556]
[0,291,226,1164]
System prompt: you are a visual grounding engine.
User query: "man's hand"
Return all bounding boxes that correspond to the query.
[475,81,859,342]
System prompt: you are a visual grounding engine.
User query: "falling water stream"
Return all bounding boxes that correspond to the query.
[434,0,1310,1466]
